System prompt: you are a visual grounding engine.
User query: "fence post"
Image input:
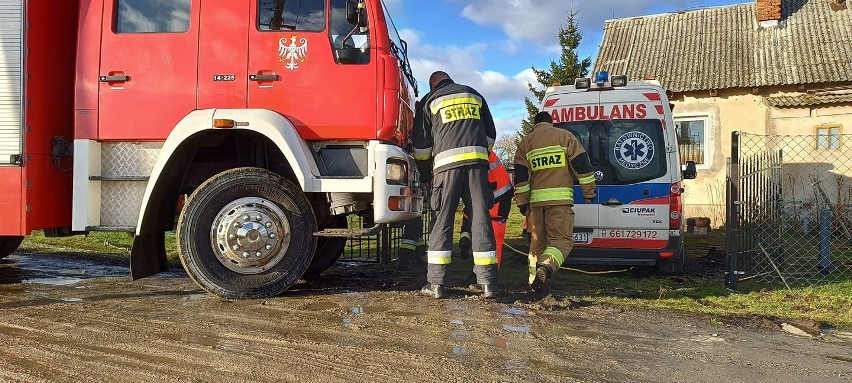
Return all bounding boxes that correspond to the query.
[379,225,391,265]
[726,131,740,290]
[818,209,832,275]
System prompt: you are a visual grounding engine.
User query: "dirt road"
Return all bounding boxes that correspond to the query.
[1,252,850,383]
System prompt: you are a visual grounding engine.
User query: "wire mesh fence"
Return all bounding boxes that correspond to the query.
[339,208,433,264]
[727,132,852,288]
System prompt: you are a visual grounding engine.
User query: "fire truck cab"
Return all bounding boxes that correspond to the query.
[540,72,697,273]
[0,0,421,298]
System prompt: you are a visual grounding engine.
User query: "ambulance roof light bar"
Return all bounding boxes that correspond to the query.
[611,75,628,87]
[574,77,591,89]
[594,71,609,86]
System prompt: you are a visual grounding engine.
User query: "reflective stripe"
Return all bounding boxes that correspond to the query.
[400,243,416,250]
[473,251,498,266]
[525,146,566,161]
[427,250,452,265]
[429,93,483,114]
[489,159,500,171]
[515,183,530,194]
[493,183,512,198]
[578,174,596,184]
[433,146,488,169]
[543,246,565,266]
[416,237,426,246]
[460,232,471,240]
[413,146,432,160]
[530,187,573,203]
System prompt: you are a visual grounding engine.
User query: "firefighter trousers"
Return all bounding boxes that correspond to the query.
[527,204,574,284]
[398,217,426,269]
[461,191,512,267]
[427,165,497,286]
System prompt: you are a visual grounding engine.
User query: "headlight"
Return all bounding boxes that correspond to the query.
[386,159,408,185]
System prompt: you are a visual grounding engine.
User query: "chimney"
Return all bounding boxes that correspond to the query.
[756,0,782,27]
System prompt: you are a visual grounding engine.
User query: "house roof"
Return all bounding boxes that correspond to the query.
[766,92,852,106]
[593,0,852,93]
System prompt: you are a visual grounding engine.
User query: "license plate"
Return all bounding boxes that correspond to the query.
[572,232,589,243]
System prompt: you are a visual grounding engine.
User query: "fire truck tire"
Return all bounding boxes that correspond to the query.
[0,236,25,259]
[305,237,347,276]
[177,167,317,299]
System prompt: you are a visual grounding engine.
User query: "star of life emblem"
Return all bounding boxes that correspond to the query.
[614,131,655,170]
[278,36,308,70]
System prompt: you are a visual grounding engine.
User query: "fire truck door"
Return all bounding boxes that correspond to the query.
[247,0,378,140]
[98,1,200,140]
[197,0,249,109]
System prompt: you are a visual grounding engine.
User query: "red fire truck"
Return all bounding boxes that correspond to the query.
[0,0,422,299]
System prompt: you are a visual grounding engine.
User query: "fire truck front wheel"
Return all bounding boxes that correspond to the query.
[0,236,25,259]
[177,167,317,299]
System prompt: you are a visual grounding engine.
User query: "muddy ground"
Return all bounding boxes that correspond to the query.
[1,251,851,383]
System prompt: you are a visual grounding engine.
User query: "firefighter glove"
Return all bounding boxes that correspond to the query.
[518,204,528,216]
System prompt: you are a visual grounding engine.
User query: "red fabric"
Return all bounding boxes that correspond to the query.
[492,219,506,268]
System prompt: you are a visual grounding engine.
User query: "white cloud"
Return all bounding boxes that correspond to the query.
[460,0,696,48]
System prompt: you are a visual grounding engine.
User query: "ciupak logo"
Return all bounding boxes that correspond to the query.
[622,207,656,216]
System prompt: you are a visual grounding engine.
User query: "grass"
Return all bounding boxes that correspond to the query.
[17,206,852,329]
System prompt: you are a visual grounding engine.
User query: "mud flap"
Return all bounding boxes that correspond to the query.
[130,232,169,279]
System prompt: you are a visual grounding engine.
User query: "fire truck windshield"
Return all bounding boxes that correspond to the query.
[382,1,418,96]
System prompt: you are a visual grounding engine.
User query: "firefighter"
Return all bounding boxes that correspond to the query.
[458,151,513,269]
[412,71,498,299]
[514,111,596,294]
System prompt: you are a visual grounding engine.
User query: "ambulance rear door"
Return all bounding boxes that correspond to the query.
[542,89,599,246]
[593,87,672,249]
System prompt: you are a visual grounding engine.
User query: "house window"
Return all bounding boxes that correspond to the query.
[115,0,191,33]
[258,0,326,31]
[674,117,708,166]
[815,125,841,150]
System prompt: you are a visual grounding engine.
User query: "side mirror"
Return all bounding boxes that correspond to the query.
[683,161,697,180]
[346,0,368,28]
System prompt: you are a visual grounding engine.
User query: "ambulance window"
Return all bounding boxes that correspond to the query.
[258,0,326,32]
[115,0,191,33]
[329,0,370,63]
[556,120,667,185]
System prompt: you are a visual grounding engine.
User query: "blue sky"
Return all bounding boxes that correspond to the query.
[383,0,746,138]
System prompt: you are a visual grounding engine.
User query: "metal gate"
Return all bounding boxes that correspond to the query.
[727,132,852,288]
[339,207,433,264]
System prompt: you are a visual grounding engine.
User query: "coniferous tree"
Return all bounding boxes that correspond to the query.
[517,10,592,141]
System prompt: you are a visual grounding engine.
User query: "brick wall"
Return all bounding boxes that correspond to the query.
[756,0,782,21]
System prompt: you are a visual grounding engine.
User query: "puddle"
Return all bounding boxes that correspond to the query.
[502,324,531,333]
[183,293,209,301]
[162,333,221,348]
[423,344,466,356]
[485,337,509,349]
[450,319,465,325]
[306,302,339,311]
[502,307,527,316]
[501,360,525,371]
[342,318,353,324]
[60,297,83,302]
[350,306,388,315]
[22,277,84,286]
[451,330,468,340]
[386,311,422,318]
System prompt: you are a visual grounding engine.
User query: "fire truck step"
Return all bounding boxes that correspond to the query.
[314,225,383,238]
[89,176,150,181]
[85,226,136,233]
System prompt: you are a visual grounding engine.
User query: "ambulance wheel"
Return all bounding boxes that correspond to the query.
[656,245,685,275]
[177,167,317,299]
[0,236,25,259]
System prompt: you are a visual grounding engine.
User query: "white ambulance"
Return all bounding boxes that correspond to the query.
[539,72,697,273]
